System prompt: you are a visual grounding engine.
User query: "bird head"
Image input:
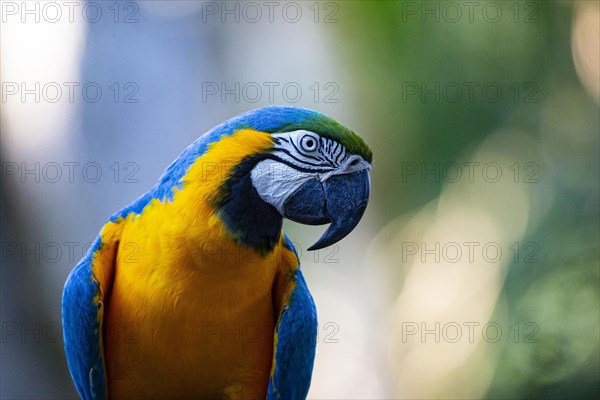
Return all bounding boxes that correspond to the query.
[246,107,372,251]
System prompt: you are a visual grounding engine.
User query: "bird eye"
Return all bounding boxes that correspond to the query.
[300,135,319,152]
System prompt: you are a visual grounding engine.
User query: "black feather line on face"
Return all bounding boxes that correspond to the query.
[280,136,341,169]
[289,140,325,164]
[274,148,335,171]
[264,154,335,174]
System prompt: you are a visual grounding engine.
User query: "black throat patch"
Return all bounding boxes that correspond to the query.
[215,157,283,254]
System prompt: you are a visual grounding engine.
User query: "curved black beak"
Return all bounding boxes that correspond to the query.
[282,169,370,251]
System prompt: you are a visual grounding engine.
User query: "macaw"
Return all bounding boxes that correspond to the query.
[62,106,372,399]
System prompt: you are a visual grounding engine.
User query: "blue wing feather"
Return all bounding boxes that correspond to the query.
[268,237,318,400]
[62,237,108,400]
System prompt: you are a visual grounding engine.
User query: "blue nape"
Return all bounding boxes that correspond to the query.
[110,106,321,222]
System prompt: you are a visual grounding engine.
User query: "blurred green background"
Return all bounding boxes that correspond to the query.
[1,1,598,399]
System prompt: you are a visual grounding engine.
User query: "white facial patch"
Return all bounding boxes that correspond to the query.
[250,159,317,214]
[250,130,371,213]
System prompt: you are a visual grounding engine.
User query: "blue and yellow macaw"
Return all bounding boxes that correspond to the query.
[62,106,372,399]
